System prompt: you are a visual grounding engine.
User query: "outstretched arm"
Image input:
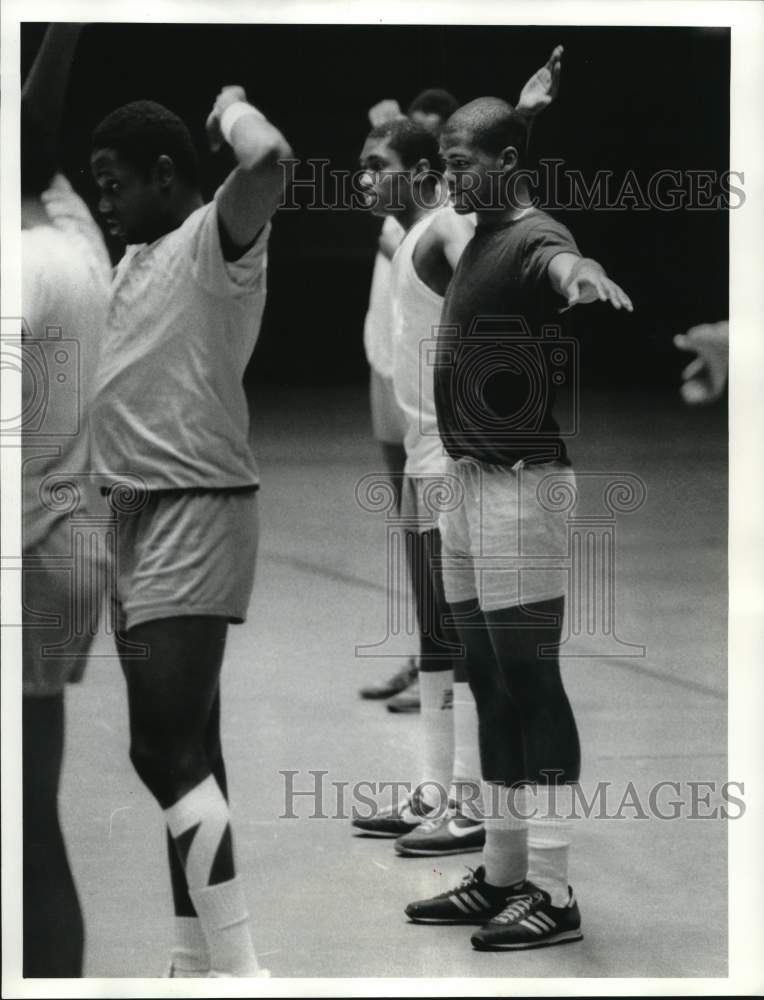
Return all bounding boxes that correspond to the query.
[674,321,728,404]
[515,44,563,119]
[206,85,293,252]
[548,253,634,312]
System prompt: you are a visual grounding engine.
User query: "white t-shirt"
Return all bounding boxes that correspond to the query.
[22,175,112,549]
[90,193,270,490]
[362,215,404,378]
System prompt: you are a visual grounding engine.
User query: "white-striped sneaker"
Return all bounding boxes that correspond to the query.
[471,884,583,950]
[405,866,532,924]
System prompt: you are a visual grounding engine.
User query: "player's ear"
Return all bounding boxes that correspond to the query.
[412,157,431,178]
[500,145,519,173]
[153,154,175,189]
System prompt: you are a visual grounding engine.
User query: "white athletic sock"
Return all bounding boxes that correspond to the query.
[527,784,574,907]
[449,681,483,819]
[418,669,454,809]
[165,775,259,976]
[190,876,259,977]
[481,781,528,887]
[170,916,209,976]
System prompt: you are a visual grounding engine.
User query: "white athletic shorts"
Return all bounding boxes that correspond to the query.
[439,457,575,612]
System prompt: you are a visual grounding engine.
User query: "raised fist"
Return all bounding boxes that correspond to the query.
[368,99,404,127]
[206,85,248,152]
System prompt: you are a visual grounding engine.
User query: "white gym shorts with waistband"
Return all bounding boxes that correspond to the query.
[439,457,575,613]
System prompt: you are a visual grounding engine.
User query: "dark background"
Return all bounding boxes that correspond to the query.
[22,23,730,388]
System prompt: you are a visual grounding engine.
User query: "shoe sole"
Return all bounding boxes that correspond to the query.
[352,828,411,838]
[472,929,583,951]
[406,914,492,925]
[395,843,483,857]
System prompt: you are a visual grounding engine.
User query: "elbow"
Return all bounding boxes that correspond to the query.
[249,133,293,173]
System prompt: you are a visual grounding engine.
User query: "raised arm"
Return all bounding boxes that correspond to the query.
[368,99,404,127]
[548,253,634,312]
[515,45,563,119]
[205,85,293,251]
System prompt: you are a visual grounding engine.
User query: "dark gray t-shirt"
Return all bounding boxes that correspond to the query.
[434,209,579,467]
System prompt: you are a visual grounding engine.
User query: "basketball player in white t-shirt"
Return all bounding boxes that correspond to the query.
[88,86,291,977]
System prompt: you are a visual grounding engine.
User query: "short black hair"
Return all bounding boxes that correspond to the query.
[91,100,200,186]
[366,118,443,175]
[407,88,460,123]
[444,98,529,163]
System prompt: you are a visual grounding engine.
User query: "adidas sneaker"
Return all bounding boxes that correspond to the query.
[471,884,583,950]
[405,866,532,924]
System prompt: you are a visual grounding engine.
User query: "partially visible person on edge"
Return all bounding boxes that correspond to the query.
[20,23,112,977]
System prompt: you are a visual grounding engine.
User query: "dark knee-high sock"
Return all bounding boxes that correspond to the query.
[449,600,528,886]
[23,694,84,977]
[484,596,580,903]
[483,597,580,783]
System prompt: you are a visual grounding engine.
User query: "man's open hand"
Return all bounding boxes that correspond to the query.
[516,45,563,117]
[563,258,634,312]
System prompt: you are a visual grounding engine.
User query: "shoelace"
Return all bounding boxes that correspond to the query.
[434,865,482,899]
[379,794,412,818]
[416,805,456,833]
[493,893,539,925]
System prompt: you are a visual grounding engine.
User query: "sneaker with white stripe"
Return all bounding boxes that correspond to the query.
[405,866,532,924]
[395,803,484,857]
[352,787,437,837]
[471,883,583,950]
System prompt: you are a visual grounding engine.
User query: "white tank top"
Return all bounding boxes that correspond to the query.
[390,207,451,477]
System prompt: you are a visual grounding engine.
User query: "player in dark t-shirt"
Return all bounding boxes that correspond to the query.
[435,210,581,467]
[405,97,633,951]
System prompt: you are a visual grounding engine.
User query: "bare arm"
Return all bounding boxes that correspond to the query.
[548,252,634,312]
[378,220,403,260]
[438,210,475,272]
[206,85,293,250]
[515,45,563,118]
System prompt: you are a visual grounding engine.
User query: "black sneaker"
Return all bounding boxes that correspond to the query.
[359,657,418,700]
[471,884,583,950]
[395,803,484,857]
[352,787,435,837]
[405,866,532,924]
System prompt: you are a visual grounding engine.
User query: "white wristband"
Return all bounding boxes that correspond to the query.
[220,101,266,145]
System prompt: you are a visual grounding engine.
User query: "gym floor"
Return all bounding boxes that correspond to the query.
[60,381,727,980]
